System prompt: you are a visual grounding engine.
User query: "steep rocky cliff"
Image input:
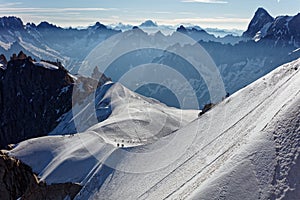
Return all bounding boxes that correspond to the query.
[0,52,111,148]
[0,151,82,200]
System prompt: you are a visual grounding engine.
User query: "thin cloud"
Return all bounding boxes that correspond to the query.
[60,8,117,11]
[2,2,23,7]
[0,7,116,13]
[156,17,249,25]
[182,0,228,4]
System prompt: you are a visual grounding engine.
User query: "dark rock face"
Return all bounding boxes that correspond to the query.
[89,22,107,30]
[243,8,274,38]
[198,103,215,116]
[22,182,82,200]
[36,21,62,30]
[0,151,82,200]
[243,8,300,47]
[0,16,24,31]
[0,151,37,199]
[0,56,73,148]
[264,13,300,47]
[288,13,300,40]
[0,53,110,148]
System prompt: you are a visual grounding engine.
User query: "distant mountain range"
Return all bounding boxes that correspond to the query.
[0,8,298,71]
[0,7,299,148]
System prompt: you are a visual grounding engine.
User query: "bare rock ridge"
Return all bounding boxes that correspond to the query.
[0,150,37,199]
[243,8,300,47]
[0,52,111,149]
[0,151,82,200]
[243,8,274,38]
[0,52,73,148]
[0,16,24,31]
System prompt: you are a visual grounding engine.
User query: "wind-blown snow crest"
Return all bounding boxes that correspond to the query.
[50,81,198,142]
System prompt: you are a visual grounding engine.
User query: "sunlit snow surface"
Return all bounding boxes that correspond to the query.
[9,58,300,200]
[33,61,59,70]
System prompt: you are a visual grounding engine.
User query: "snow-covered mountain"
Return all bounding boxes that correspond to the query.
[243,7,300,47]
[109,21,243,38]
[0,8,299,144]
[0,8,299,199]
[176,25,216,42]
[176,25,243,44]
[1,8,297,111]
[0,17,120,72]
[7,57,300,200]
[0,8,300,99]
[139,20,158,27]
[243,8,274,39]
[50,81,199,141]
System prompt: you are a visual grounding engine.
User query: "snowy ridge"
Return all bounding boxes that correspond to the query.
[50,82,199,141]
[8,58,300,199]
[33,61,59,70]
[8,81,198,185]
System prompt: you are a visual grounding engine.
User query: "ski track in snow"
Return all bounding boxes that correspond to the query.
[135,59,300,200]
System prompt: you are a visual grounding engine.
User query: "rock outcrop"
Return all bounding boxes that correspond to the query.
[0,151,37,199]
[0,52,111,148]
[0,151,82,200]
[243,8,274,38]
[243,8,300,47]
[0,53,74,148]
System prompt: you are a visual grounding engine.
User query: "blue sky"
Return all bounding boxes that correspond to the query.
[0,0,299,29]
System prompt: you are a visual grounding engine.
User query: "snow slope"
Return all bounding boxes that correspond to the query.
[50,82,198,144]
[8,82,198,184]
[9,58,300,199]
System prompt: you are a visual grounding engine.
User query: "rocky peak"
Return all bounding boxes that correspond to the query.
[0,54,75,148]
[176,25,216,42]
[0,151,38,199]
[139,20,158,27]
[262,13,300,47]
[25,22,37,29]
[0,151,82,200]
[37,21,62,30]
[256,7,272,18]
[17,51,27,60]
[242,8,300,47]
[89,22,107,30]
[176,25,187,32]
[243,8,274,38]
[132,26,140,30]
[0,16,24,31]
[0,53,111,149]
[177,25,207,33]
[288,13,300,41]
[9,51,33,62]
